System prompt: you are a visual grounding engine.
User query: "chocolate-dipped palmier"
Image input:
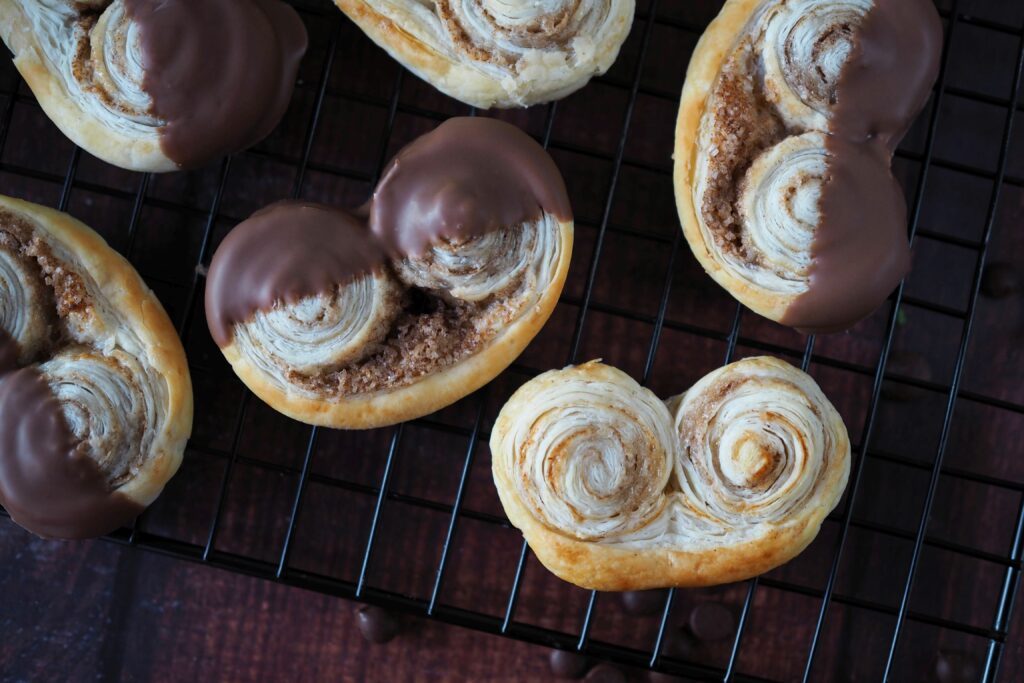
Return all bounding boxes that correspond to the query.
[0,0,307,172]
[206,117,574,429]
[0,195,192,539]
[675,0,942,332]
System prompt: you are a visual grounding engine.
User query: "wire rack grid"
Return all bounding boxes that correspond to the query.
[1,0,1023,681]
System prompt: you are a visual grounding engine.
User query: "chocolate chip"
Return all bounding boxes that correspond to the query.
[687,603,735,642]
[935,650,982,683]
[981,262,1020,299]
[660,627,697,660]
[622,590,669,616]
[648,673,685,683]
[882,350,932,402]
[549,650,589,679]
[354,605,399,644]
[584,663,627,683]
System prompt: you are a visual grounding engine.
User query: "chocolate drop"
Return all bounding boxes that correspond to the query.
[687,603,735,642]
[621,590,669,616]
[354,605,400,644]
[549,649,590,679]
[584,663,627,683]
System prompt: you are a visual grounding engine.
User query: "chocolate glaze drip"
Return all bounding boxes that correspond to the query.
[205,117,571,347]
[371,117,572,255]
[125,0,308,170]
[782,0,942,332]
[205,203,385,348]
[0,367,142,539]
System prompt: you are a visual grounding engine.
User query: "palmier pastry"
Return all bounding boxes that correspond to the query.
[491,357,850,590]
[205,117,573,429]
[0,0,307,172]
[674,0,942,332]
[0,195,192,539]
[332,0,634,108]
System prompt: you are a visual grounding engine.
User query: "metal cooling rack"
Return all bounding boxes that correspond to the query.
[1,1,1023,681]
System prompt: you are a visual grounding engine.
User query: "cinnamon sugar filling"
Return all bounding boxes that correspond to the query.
[698,44,787,266]
[282,228,537,398]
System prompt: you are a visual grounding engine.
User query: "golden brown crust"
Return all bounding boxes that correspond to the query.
[0,194,192,506]
[0,1,176,172]
[332,0,633,109]
[494,481,820,590]
[218,220,573,429]
[491,356,849,591]
[674,0,795,323]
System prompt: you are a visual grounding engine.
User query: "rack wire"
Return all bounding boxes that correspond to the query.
[1,1,1023,680]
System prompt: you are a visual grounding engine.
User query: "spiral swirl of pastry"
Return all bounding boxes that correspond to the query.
[232,271,403,376]
[395,216,559,302]
[40,347,162,486]
[672,357,847,532]
[0,238,51,364]
[491,357,850,589]
[84,1,159,127]
[439,0,614,55]
[333,0,634,108]
[732,132,828,292]
[760,0,871,129]
[496,362,675,541]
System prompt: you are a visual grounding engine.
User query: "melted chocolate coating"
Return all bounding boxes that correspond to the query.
[125,0,307,169]
[205,117,571,346]
[782,0,942,332]
[0,366,142,539]
[826,0,943,150]
[783,138,911,332]
[371,117,572,256]
[205,202,385,348]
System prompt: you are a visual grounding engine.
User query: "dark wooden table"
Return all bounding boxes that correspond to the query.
[0,527,563,682]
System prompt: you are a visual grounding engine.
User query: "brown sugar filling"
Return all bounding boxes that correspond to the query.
[288,269,532,397]
[0,210,91,342]
[698,41,787,265]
